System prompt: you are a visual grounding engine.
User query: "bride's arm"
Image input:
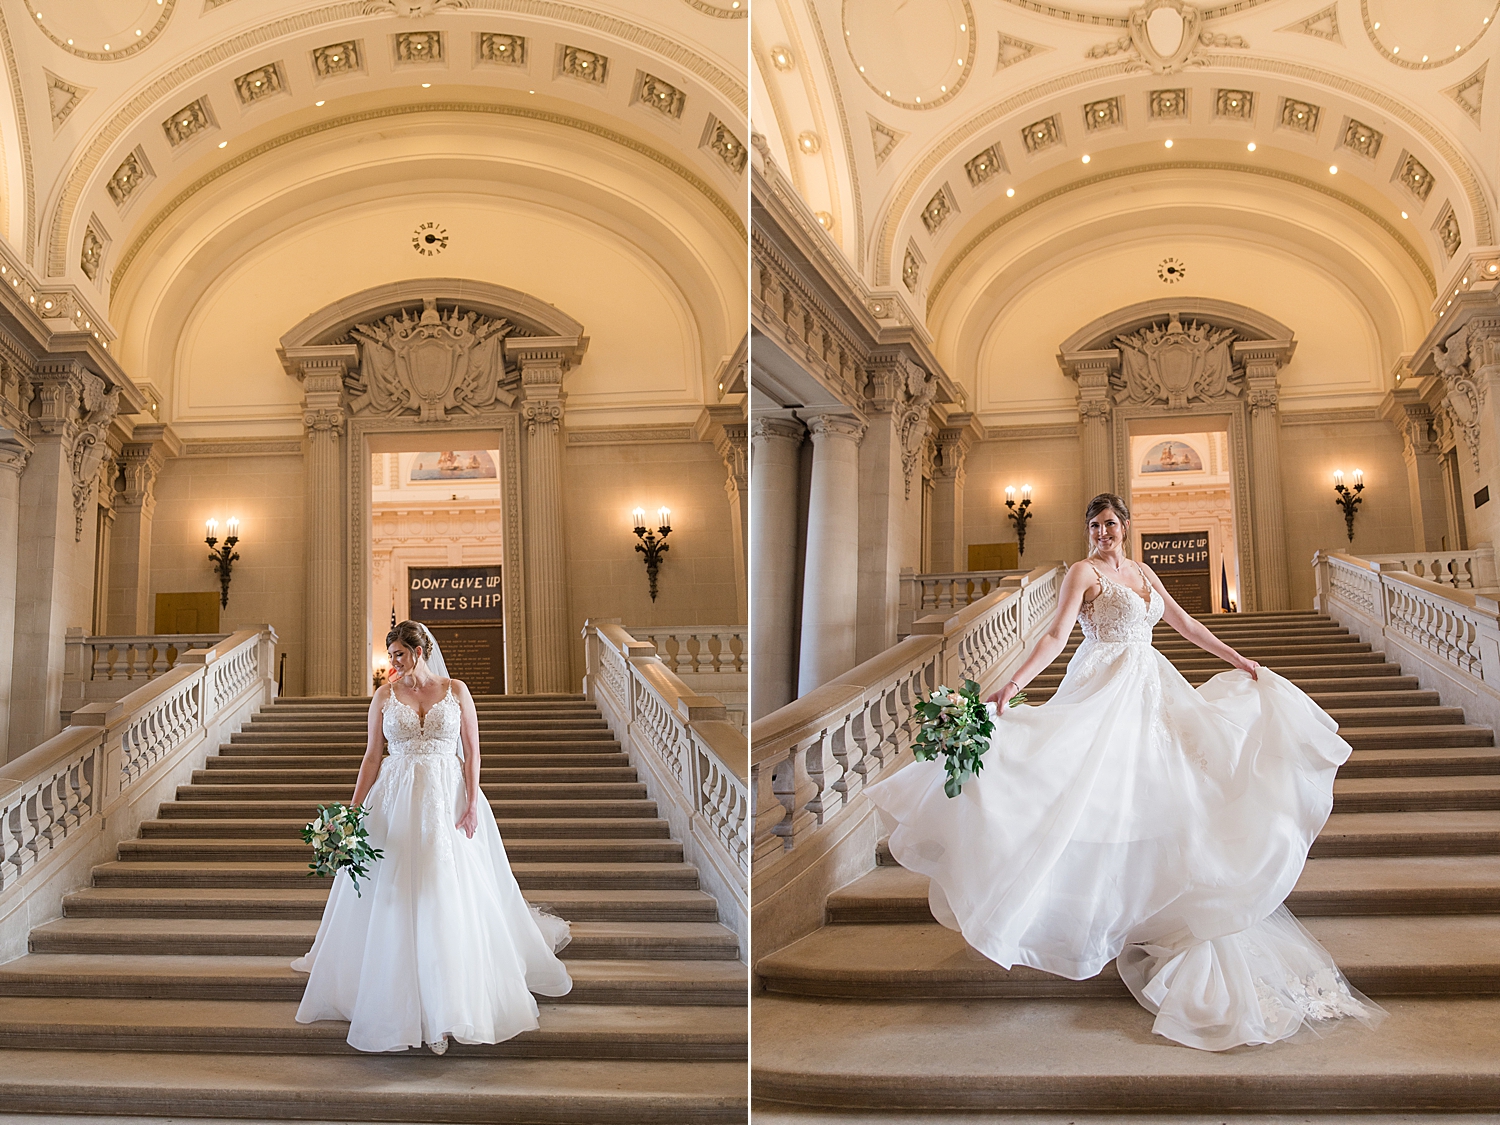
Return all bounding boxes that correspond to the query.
[986,561,1096,710]
[351,687,389,808]
[1142,563,1259,678]
[454,681,482,839]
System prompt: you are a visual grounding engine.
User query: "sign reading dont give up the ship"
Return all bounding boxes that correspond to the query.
[407,565,504,622]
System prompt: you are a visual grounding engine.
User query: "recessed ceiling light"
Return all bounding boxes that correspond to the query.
[960,23,966,30]
[956,58,963,65]
[135,28,141,34]
[1081,154,1090,163]
[1422,54,1429,61]
[1393,45,1400,53]
[218,141,227,148]
[1401,210,1409,219]
[421,83,431,88]
[1247,142,1256,151]
[1374,21,1380,28]
[1006,187,1015,197]
[940,85,946,91]
[1164,139,1174,148]
[315,100,325,106]
[1329,164,1338,174]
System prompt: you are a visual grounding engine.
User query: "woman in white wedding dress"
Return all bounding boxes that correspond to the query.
[291,620,572,1053]
[867,494,1383,1051]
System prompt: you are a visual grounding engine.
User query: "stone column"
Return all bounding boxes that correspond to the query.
[106,423,181,635]
[698,404,748,625]
[512,338,584,694]
[929,412,982,573]
[1383,388,1449,550]
[750,413,803,719]
[1236,341,1296,611]
[285,346,357,697]
[0,430,32,761]
[799,411,866,696]
[1060,351,1119,502]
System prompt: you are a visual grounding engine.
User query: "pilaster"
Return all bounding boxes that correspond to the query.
[929,412,984,573]
[697,402,749,626]
[1234,340,1296,610]
[750,412,804,718]
[1060,349,1120,501]
[1382,380,1450,551]
[286,345,357,697]
[106,422,182,635]
[0,431,32,761]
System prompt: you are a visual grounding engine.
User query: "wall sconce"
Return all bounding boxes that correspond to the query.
[1333,469,1364,541]
[372,652,390,691]
[633,506,672,602]
[1005,484,1034,558]
[205,517,241,608]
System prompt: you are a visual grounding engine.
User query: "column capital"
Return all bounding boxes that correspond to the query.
[508,335,588,383]
[116,422,182,514]
[1232,339,1297,380]
[750,411,805,444]
[0,428,32,475]
[801,409,867,444]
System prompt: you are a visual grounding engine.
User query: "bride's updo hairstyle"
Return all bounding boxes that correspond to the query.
[1085,493,1131,525]
[386,619,432,661]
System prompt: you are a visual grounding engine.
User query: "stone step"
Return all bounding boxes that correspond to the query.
[1323,706,1467,727]
[1337,725,1494,751]
[1027,673,1420,699]
[203,752,633,769]
[90,860,702,891]
[29,918,738,961]
[240,721,613,735]
[754,914,1500,999]
[0,1050,745,1122]
[0,955,748,1006]
[216,740,627,755]
[187,766,643,785]
[1028,658,1401,686]
[157,798,661,820]
[272,693,587,705]
[255,707,604,721]
[231,729,617,743]
[0,998,745,1060]
[1339,747,1500,777]
[116,838,686,865]
[826,858,1500,921]
[173,782,651,802]
[62,886,723,922]
[750,994,1500,1113]
[1312,811,1500,856]
[138,817,672,840]
[1333,775,1500,812]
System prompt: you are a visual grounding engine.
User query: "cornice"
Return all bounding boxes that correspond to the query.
[49,0,747,278]
[929,160,1437,313]
[112,101,745,291]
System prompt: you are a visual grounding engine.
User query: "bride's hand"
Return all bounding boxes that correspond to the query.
[456,802,478,839]
[1239,658,1260,680]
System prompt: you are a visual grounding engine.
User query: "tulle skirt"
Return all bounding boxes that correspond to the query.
[867,641,1385,1050]
[291,751,572,1052]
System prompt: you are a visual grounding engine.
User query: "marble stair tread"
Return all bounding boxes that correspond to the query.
[173,783,652,801]
[1332,774,1500,810]
[1025,674,1419,700]
[214,741,628,755]
[116,838,685,864]
[1335,726,1495,751]
[138,816,673,839]
[826,859,1500,921]
[1321,706,1467,726]
[188,766,642,782]
[0,1050,746,1123]
[1312,810,1500,854]
[89,859,704,890]
[754,916,1500,998]
[203,753,633,768]
[62,885,723,921]
[750,995,1500,1112]
[155,798,663,819]
[0,955,749,1004]
[29,917,738,959]
[0,998,746,1058]
[1337,747,1500,777]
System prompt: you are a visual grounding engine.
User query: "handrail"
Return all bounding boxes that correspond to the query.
[65,631,228,684]
[751,563,1064,878]
[1350,548,1497,591]
[897,568,1030,637]
[582,620,747,952]
[620,626,746,675]
[1,627,277,894]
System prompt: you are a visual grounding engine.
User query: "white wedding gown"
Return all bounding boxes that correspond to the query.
[291,685,573,1052]
[867,568,1384,1051]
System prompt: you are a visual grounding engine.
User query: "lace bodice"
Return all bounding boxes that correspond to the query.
[1078,563,1163,644]
[383,685,461,758]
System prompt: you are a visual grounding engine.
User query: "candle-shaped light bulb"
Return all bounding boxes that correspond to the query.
[1353,469,1364,487]
[658,506,671,530]
[1005,485,1016,503]
[226,517,239,537]
[1021,484,1033,502]
[206,518,218,537]
[631,507,646,530]
[1333,470,1344,488]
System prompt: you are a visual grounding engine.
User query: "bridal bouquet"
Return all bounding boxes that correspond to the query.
[303,803,383,895]
[912,679,1025,798]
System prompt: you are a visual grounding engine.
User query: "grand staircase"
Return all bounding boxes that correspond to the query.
[0,694,746,1123]
[754,610,1500,1116]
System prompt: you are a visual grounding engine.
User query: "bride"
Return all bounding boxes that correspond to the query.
[291,619,572,1053]
[867,494,1383,1051]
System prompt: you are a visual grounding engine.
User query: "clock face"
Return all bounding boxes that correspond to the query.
[1158,256,1187,283]
[412,221,449,256]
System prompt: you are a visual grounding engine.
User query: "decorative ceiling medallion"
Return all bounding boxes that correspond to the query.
[1087,1,1247,70]
[1445,62,1487,125]
[412,221,449,257]
[1084,96,1124,131]
[702,116,748,174]
[635,72,686,120]
[1360,0,1498,70]
[1215,89,1255,119]
[313,41,362,78]
[1021,115,1062,154]
[30,0,177,62]
[1340,118,1384,159]
[964,143,1006,187]
[106,147,153,207]
[1394,150,1436,202]
[80,217,107,283]
[1158,256,1187,283]
[902,243,922,293]
[476,33,526,67]
[161,97,215,147]
[1434,201,1462,259]
[921,185,957,234]
[1276,5,1341,44]
[234,62,286,106]
[393,31,444,65]
[997,32,1048,69]
[1278,98,1320,133]
[842,0,978,111]
[870,117,906,168]
[559,45,609,85]
[678,0,747,17]
[1149,88,1188,118]
[44,70,87,132]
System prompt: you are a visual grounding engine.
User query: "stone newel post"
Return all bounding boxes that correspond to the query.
[512,338,585,693]
[1235,340,1296,611]
[285,346,357,697]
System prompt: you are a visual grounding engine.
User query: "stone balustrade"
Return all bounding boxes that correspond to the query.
[1351,548,1497,591]
[751,564,1063,953]
[897,568,1031,637]
[583,620,748,955]
[1316,551,1500,734]
[623,627,746,675]
[61,631,230,724]
[0,627,278,960]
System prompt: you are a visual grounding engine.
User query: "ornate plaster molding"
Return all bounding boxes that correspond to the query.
[32,0,177,61]
[566,424,696,445]
[349,298,515,422]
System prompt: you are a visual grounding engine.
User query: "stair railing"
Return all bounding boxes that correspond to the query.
[1315,550,1500,731]
[897,569,1029,637]
[0,627,278,952]
[751,563,1063,953]
[582,621,747,955]
[1345,547,1498,591]
[620,627,746,675]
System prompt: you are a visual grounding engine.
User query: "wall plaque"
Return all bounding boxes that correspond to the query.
[1141,531,1212,614]
[408,565,504,621]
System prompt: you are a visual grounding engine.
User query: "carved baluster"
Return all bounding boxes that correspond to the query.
[694,632,715,674]
[0,800,22,890]
[752,758,788,862]
[26,787,53,862]
[93,642,112,682]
